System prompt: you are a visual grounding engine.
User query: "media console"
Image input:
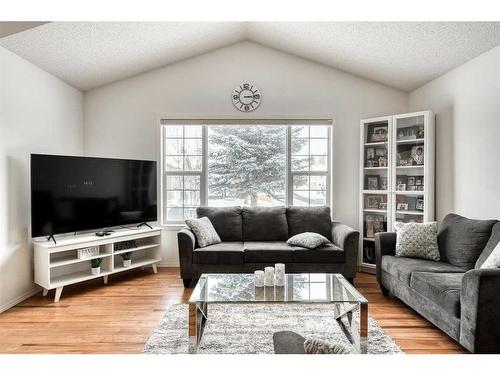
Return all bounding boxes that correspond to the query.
[33,226,162,302]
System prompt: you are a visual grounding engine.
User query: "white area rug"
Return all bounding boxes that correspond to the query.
[144,303,402,354]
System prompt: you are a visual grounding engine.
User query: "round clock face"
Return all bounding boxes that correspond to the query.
[232,83,261,112]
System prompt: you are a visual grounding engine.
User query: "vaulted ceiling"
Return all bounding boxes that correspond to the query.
[1,22,500,92]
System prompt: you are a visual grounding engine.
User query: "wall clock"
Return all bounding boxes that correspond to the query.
[232,83,261,112]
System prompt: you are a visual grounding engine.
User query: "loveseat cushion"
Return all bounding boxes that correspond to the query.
[410,272,464,318]
[475,222,500,269]
[197,206,243,241]
[286,206,332,241]
[243,241,296,263]
[293,244,344,263]
[381,255,467,285]
[193,242,244,264]
[242,207,288,241]
[437,213,498,269]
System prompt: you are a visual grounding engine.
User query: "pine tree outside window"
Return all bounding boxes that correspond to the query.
[160,119,333,224]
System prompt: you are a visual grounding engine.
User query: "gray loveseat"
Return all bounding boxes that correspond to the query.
[177,206,359,288]
[376,213,500,353]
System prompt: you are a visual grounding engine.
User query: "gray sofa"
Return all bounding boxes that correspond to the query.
[177,206,359,287]
[376,213,500,353]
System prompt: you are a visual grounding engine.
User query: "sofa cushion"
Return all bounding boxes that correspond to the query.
[293,244,344,263]
[286,206,332,241]
[185,217,221,248]
[475,222,500,268]
[381,255,467,285]
[410,272,464,318]
[287,232,331,249]
[193,242,244,264]
[197,206,243,241]
[394,222,440,261]
[243,241,296,263]
[437,213,498,269]
[242,207,288,241]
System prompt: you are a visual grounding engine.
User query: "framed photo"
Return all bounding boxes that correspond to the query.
[379,177,388,190]
[365,214,385,238]
[411,145,424,165]
[379,202,387,210]
[397,126,416,141]
[416,125,425,139]
[370,126,388,142]
[415,176,423,186]
[397,203,409,210]
[366,195,382,209]
[416,198,424,211]
[396,175,407,191]
[366,175,379,190]
[378,157,387,167]
[375,148,386,157]
[366,147,375,160]
[407,176,416,186]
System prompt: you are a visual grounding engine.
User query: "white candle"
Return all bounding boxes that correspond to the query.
[275,263,285,286]
[264,266,275,286]
[254,270,265,287]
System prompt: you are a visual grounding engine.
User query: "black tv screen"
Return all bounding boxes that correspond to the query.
[31,154,157,237]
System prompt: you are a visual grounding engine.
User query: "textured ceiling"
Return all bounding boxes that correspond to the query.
[1,22,500,91]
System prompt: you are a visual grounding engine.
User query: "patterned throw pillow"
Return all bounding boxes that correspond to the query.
[287,232,331,249]
[481,242,500,269]
[185,217,221,248]
[304,338,352,354]
[394,222,440,261]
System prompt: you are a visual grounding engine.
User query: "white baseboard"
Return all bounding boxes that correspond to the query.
[0,286,41,314]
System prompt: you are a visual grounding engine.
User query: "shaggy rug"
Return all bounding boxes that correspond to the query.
[144,303,402,354]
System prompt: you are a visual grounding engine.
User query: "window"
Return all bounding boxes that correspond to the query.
[161,120,332,223]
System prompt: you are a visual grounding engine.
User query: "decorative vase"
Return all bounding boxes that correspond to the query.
[91,266,101,275]
[275,263,285,286]
[264,266,275,286]
[254,270,265,287]
[123,259,131,268]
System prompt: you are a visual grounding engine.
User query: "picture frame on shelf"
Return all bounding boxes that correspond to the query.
[366,147,375,159]
[397,126,416,141]
[365,214,385,238]
[369,126,388,142]
[411,145,424,165]
[366,175,380,190]
[416,124,425,139]
[416,198,424,211]
[366,195,383,209]
[375,148,386,157]
[378,157,388,167]
[379,202,387,210]
[379,176,388,191]
[407,176,416,186]
[396,203,409,210]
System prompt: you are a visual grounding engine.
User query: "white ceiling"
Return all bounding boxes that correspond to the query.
[1,22,500,92]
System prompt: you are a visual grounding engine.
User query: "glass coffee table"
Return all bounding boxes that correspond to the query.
[188,273,368,354]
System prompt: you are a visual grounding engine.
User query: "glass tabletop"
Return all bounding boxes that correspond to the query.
[188,273,368,304]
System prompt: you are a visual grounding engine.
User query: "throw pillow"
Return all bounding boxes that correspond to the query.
[480,242,500,269]
[394,222,440,261]
[304,338,352,354]
[185,216,221,248]
[286,232,330,249]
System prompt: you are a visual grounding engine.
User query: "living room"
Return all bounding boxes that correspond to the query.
[1,0,499,371]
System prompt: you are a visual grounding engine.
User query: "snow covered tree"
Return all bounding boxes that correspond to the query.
[208,126,304,206]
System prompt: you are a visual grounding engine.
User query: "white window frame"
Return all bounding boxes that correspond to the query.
[160,119,334,225]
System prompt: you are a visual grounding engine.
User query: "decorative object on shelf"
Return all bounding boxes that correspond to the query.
[77,246,99,259]
[396,203,409,211]
[366,195,383,209]
[232,83,261,112]
[115,240,137,251]
[121,252,132,268]
[275,263,285,286]
[90,258,103,275]
[379,177,388,191]
[264,267,275,287]
[410,145,424,165]
[365,214,385,238]
[368,125,388,142]
[365,175,379,190]
[416,199,424,211]
[379,202,387,210]
[254,270,265,287]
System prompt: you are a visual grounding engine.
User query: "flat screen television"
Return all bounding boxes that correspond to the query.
[31,154,157,237]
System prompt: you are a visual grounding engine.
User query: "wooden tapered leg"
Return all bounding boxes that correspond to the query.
[152,264,157,274]
[42,288,48,297]
[358,302,368,354]
[103,275,108,284]
[54,287,63,303]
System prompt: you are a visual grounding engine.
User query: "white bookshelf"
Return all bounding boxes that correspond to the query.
[359,111,435,272]
[33,227,162,302]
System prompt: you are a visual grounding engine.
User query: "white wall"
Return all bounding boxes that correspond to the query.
[0,46,83,311]
[84,41,408,266]
[409,45,500,221]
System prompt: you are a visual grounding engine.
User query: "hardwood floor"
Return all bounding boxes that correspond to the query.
[0,268,466,354]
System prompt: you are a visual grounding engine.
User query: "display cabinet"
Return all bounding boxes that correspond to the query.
[358,111,435,272]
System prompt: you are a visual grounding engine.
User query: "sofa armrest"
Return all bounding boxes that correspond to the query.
[331,222,359,279]
[177,227,196,278]
[460,268,500,353]
[375,232,396,283]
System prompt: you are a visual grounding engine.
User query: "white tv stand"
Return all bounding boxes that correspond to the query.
[33,226,162,302]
